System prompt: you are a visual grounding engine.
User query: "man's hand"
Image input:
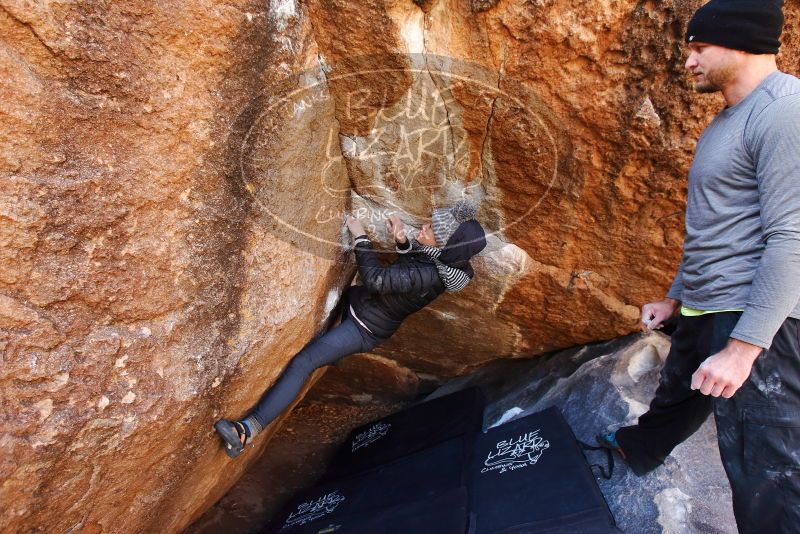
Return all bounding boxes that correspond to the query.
[345,214,366,237]
[386,215,407,243]
[691,339,762,398]
[641,298,680,330]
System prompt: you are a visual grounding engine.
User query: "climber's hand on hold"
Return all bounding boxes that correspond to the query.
[386,215,407,243]
[641,298,680,331]
[345,214,366,237]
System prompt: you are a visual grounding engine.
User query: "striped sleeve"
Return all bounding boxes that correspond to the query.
[434,260,472,293]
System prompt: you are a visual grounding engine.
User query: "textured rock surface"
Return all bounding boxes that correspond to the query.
[1,1,352,532]
[2,0,799,532]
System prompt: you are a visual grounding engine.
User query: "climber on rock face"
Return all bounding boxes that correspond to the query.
[597,1,800,532]
[214,200,486,459]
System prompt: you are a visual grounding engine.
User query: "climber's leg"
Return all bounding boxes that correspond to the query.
[244,317,377,435]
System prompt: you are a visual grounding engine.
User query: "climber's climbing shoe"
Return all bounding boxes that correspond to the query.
[595,431,627,461]
[215,419,247,459]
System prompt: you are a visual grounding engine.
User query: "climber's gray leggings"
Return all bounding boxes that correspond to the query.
[247,314,381,429]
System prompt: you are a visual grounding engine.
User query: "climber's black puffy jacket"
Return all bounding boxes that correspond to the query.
[348,239,445,340]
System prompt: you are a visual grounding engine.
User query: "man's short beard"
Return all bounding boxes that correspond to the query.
[694,62,737,94]
[695,80,721,94]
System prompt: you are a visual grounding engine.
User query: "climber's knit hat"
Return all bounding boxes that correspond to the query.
[431,200,478,247]
[685,0,784,55]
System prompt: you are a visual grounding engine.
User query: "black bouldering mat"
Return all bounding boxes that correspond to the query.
[467,406,621,534]
[277,487,469,534]
[323,386,484,481]
[265,437,467,533]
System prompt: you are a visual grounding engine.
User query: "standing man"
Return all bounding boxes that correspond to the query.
[597,1,800,532]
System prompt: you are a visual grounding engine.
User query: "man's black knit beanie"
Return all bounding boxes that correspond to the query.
[685,0,784,55]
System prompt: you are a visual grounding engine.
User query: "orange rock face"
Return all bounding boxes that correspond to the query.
[1,0,798,532]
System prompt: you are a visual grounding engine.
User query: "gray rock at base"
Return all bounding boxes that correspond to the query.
[429,332,737,534]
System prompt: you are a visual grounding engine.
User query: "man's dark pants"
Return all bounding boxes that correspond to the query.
[616,312,800,533]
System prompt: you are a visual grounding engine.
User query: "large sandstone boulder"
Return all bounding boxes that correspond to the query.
[2,0,798,532]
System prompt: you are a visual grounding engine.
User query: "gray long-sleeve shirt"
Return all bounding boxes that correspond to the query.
[667,71,800,349]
